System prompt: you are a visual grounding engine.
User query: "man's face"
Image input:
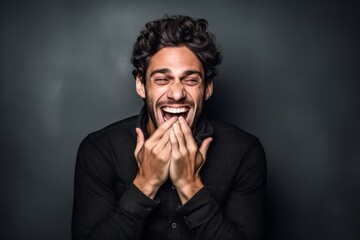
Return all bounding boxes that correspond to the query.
[136,46,213,134]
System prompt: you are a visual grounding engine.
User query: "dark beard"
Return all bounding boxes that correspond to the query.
[145,98,158,129]
[143,86,206,132]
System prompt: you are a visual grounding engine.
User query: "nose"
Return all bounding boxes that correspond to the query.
[167,81,186,101]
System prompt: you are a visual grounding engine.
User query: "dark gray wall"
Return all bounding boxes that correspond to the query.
[1,0,359,239]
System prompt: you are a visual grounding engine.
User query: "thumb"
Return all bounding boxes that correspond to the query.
[134,128,145,158]
[199,137,213,160]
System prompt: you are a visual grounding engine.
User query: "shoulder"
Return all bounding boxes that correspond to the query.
[74,116,139,187]
[207,119,266,164]
[76,115,139,174]
[209,119,260,147]
[201,119,266,189]
[79,115,138,151]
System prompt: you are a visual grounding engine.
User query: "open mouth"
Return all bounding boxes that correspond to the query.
[162,106,189,122]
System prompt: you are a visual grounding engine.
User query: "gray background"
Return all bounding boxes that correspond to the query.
[1,0,359,239]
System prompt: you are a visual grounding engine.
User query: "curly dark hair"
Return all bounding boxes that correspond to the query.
[131,15,222,83]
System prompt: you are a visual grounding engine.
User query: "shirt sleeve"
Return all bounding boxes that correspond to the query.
[176,138,266,240]
[71,136,159,240]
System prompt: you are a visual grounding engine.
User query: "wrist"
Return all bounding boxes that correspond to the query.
[175,179,204,204]
[133,175,160,199]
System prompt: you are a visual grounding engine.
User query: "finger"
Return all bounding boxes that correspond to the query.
[156,136,172,166]
[199,137,213,159]
[134,128,145,157]
[161,136,172,156]
[149,116,178,141]
[173,120,187,154]
[170,127,181,159]
[153,129,170,153]
[178,116,197,147]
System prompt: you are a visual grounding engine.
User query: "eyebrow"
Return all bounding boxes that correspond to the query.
[181,70,203,80]
[149,68,203,79]
[149,68,171,78]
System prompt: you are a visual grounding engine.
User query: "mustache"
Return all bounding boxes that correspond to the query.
[157,99,194,106]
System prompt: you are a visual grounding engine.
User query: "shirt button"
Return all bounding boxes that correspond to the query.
[171,185,176,189]
[171,222,177,228]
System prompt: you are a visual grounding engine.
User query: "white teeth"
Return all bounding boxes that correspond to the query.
[162,107,188,114]
[164,116,168,122]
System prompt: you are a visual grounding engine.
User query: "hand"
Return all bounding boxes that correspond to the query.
[133,116,178,198]
[169,116,213,203]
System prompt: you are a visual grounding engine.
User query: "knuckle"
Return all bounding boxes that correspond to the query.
[159,155,169,162]
[143,142,150,150]
[172,152,179,160]
[175,153,182,160]
[180,149,188,156]
[187,144,197,152]
[151,147,159,155]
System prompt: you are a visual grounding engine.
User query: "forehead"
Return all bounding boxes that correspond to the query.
[146,46,204,76]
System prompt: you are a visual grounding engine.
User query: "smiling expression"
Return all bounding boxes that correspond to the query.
[136,46,213,135]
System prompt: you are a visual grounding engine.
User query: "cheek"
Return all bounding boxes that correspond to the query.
[154,87,171,104]
[190,87,205,105]
[145,86,165,105]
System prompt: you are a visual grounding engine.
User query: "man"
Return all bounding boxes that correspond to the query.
[72,15,266,240]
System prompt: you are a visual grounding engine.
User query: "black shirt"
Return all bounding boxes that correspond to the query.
[72,108,266,240]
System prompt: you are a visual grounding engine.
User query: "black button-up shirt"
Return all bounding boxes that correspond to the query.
[72,108,266,240]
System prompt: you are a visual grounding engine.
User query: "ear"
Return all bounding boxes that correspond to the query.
[205,80,213,100]
[136,76,146,99]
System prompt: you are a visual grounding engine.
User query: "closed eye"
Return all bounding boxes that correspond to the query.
[183,78,200,86]
[154,78,170,85]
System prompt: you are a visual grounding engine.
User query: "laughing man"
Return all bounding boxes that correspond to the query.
[72,15,266,240]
